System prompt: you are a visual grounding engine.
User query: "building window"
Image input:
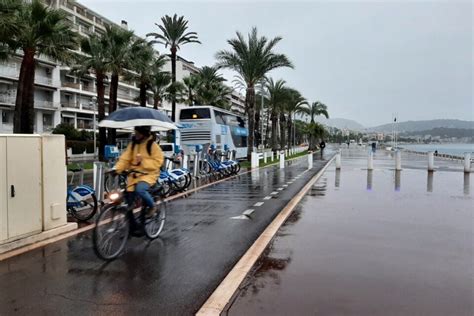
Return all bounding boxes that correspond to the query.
[2,111,12,124]
[43,113,53,127]
[62,116,74,125]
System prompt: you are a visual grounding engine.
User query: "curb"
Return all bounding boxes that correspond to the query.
[196,155,336,316]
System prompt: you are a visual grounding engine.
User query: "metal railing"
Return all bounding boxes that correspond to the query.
[61,101,80,108]
[35,100,59,109]
[62,82,80,89]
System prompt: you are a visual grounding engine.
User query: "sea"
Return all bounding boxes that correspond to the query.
[400,143,474,156]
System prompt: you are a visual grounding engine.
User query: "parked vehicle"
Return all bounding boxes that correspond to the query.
[177,106,248,159]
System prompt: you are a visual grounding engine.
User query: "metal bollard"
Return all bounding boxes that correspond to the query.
[395,150,402,171]
[263,151,268,164]
[308,152,313,169]
[367,151,374,170]
[464,153,471,173]
[428,152,435,171]
[271,151,274,161]
[183,155,188,169]
[335,152,341,169]
[93,162,105,201]
[280,152,285,169]
[251,152,259,169]
[193,153,199,178]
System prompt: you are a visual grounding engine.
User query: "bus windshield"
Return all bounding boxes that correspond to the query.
[180,108,211,120]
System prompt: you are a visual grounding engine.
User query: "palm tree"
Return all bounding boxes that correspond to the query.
[306,122,327,151]
[265,78,288,151]
[182,74,200,106]
[216,27,293,159]
[104,25,134,144]
[299,101,329,150]
[74,35,110,161]
[150,70,172,109]
[126,42,168,107]
[284,89,308,149]
[0,0,78,133]
[147,14,201,122]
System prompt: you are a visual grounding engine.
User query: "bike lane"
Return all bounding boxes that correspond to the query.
[0,150,334,315]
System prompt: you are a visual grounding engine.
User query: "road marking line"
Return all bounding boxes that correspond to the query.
[230,215,249,220]
[277,188,284,191]
[282,185,288,187]
[196,154,335,316]
[270,191,278,195]
[253,202,264,207]
[242,209,255,216]
[263,196,272,200]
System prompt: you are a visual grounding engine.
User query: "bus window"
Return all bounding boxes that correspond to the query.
[180,108,211,120]
[214,110,226,125]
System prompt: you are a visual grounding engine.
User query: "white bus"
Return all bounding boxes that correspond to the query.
[177,106,248,159]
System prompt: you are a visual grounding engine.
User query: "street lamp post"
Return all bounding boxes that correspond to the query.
[90,96,97,159]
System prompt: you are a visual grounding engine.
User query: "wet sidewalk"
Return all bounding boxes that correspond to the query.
[228,147,473,316]
[0,150,334,315]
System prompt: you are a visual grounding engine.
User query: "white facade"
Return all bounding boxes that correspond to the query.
[0,0,200,134]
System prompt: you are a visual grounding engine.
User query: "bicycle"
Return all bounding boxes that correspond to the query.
[93,170,166,260]
[67,168,98,222]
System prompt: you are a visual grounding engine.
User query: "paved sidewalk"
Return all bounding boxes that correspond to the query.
[228,147,473,316]
[0,150,334,315]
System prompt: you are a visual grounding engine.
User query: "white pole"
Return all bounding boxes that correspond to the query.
[308,152,313,169]
[251,152,258,169]
[263,151,268,164]
[335,152,341,169]
[395,150,402,171]
[279,152,285,169]
[428,151,435,171]
[464,153,471,173]
[183,155,188,169]
[367,151,374,170]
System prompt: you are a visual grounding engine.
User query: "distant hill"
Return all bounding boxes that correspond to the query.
[402,128,474,138]
[368,119,474,133]
[314,117,365,131]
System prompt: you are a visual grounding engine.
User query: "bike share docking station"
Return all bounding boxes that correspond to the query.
[0,134,78,254]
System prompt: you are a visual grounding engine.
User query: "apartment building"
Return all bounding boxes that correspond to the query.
[0,0,201,133]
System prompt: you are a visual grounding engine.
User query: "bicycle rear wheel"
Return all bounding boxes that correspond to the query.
[93,204,130,260]
[70,193,98,222]
[144,205,166,239]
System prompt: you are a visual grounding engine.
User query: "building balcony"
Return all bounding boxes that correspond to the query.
[0,95,15,106]
[0,66,58,87]
[35,100,59,110]
[61,101,80,109]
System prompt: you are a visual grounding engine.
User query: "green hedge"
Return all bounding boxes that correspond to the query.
[67,140,96,154]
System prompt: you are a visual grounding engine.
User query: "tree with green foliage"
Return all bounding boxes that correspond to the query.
[0,0,78,133]
[216,27,293,158]
[147,14,201,122]
[74,35,110,160]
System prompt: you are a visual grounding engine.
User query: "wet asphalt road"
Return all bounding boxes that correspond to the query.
[0,150,333,315]
[229,147,473,316]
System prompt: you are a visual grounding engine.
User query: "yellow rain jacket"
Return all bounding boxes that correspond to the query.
[115,136,164,191]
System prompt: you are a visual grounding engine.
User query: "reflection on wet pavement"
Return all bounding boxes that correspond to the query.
[0,150,334,315]
[228,147,473,316]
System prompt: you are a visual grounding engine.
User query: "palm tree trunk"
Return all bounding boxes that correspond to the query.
[96,72,107,161]
[153,96,160,109]
[264,108,270,147]
[279,113,286,150]
[246,85,256,160]
[170,47,177,121]
[108,72,119,145]
[271,112,278,151]
[14,48,36,133]
[139,82,147,107]
[255,109,261,148]
[287,117,292,149]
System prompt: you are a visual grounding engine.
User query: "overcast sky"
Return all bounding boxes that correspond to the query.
[79,0,472,127]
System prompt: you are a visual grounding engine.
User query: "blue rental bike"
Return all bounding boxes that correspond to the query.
[67,168,98,221]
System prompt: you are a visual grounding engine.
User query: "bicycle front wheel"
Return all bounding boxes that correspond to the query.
[144,205,166,239]
[70,193,98,222]
[93,204,130,260]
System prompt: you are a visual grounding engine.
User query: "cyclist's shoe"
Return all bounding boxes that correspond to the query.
[146,205,158,219]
